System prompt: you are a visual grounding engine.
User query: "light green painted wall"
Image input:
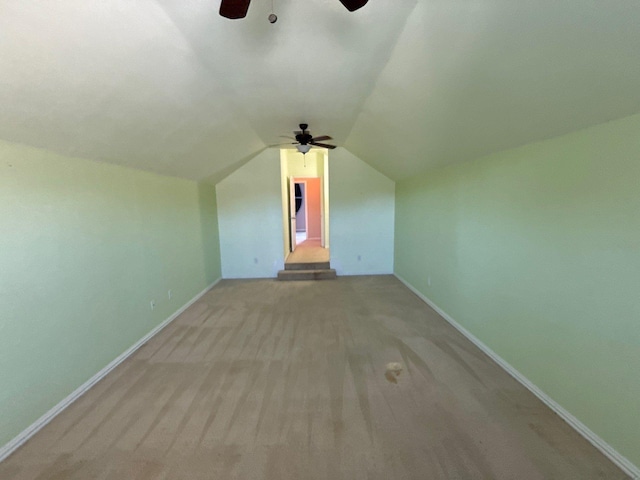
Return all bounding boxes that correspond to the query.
[394,113,640,467]
[0,140,221,448]
[217,149,285,278]
[198,182,222,284]
[330,148,395,275]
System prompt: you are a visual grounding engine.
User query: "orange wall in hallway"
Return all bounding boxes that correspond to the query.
[295,177,322,239]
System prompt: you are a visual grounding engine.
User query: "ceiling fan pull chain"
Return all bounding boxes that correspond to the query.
[268,0,277,23]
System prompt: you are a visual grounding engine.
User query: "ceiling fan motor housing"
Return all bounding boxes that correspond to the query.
[296,133,313,145]
[295,124,311,144]
[290,123,337,150]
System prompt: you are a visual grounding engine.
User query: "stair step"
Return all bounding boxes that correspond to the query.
[277,269,337,281]
[285,261,330,271]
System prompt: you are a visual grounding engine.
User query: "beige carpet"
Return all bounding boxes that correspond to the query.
[0,276,628,479]
[285,241,329,264]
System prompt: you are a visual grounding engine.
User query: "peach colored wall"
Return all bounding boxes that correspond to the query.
[295,177,322,240]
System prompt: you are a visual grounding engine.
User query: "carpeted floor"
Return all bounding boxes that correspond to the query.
[286,240,329,264]
[0,276,628,479]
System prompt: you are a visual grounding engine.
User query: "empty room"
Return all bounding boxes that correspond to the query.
[1,0,639,478]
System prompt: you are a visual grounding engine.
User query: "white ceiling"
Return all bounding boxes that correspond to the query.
[1,0,639,181]
[346,0,640,179]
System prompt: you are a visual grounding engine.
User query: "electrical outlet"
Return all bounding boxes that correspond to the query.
[168,290,172,300]
[150,300,156,310]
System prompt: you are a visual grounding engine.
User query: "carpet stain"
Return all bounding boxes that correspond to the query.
[384,362,403,384]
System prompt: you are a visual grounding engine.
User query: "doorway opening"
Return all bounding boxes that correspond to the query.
[294,182,306,244]
[280,148,330,263]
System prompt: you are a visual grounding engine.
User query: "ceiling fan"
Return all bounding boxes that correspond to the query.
[220,0,368,20]
[283,123,336,154]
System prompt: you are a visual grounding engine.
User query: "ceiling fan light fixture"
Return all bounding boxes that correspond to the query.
[296,144,311,154]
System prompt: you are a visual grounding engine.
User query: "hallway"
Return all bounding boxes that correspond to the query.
[286,238,329,265]
[0,277,627,479]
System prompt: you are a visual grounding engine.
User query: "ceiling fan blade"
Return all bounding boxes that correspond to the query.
[279,135,296,140]
[311,135,332,142]
[310,142,336,149]
[219,0,251,19]
[338,0,368,12]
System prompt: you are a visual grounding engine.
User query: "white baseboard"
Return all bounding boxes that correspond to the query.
[0,278,221,464]
[394,274,640,480]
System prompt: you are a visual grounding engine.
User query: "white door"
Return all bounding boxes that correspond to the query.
[289,177,297,252]
[320,176,325,247]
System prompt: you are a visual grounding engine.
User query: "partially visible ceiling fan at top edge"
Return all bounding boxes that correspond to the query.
[220,0,368,19]
[281,123,337,154]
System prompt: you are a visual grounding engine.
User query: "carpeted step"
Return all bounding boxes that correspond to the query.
[277,269,337,281]
[284,261,331,271]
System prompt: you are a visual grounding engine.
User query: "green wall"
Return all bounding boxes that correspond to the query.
[329,148,395,275]
[0,140,221,448]
[395,114,640,467]
[198,182,222,284]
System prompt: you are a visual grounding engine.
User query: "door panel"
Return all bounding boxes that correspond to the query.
[289,177,297,252]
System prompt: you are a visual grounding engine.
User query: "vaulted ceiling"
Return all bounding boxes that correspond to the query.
[2,0,640,182]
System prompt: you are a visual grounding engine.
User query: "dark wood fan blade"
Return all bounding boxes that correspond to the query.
[310,142,336,149]
[338,0,368,12]
[311,135,332,142]
[219,0,251,19]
